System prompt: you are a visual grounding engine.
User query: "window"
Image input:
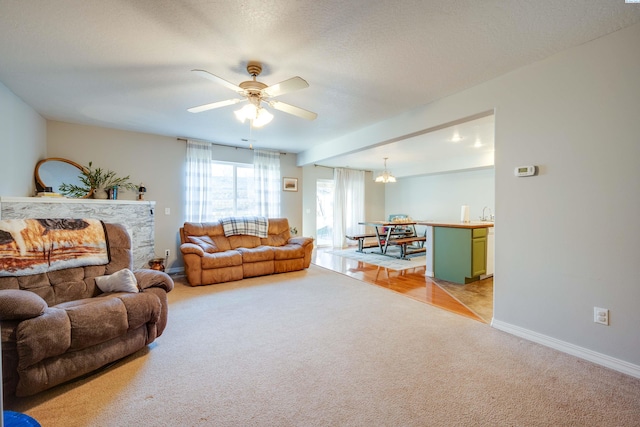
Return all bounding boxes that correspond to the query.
[210,161,256,218]
[185,140,280,222]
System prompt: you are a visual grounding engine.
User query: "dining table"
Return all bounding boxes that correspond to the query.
[357,220,425,259]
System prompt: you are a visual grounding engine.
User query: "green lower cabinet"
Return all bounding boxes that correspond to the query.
[434,227,487,284]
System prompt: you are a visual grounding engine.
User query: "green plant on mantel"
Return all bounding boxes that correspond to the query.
[59,162,137,198]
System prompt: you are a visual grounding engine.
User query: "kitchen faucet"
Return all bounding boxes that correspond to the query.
[481,206,493,221]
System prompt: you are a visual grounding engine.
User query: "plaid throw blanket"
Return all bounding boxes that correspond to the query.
[220,216,269,238]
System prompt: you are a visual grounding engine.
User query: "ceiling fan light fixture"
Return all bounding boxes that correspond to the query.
[189,63,316,123]
[252,107,273,128]
[234,103,257,123]
[375,157,396,183]
[234,103,273,128]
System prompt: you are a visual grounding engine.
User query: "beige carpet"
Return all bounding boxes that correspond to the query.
[7,266,640,426]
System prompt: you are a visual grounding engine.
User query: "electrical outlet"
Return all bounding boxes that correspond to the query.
[164,249,170,259]
[594,307,609,325]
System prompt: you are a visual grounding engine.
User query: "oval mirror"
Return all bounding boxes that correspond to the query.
[34,158,91,198]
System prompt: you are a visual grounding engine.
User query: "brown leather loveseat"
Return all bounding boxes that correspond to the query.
[0,221,173,397]
[180,217,313,286]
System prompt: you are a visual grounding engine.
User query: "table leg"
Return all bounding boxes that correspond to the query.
[373,226,393,254]
[374,226,384,253]
[382,227,392,254]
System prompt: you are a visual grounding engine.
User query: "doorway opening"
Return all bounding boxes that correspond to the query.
[316,179,334,247]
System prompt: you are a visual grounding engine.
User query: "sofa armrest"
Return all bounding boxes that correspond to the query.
[288,236,314,247]
[0,289,47,321]
[180,242,205,256]
[134,269,174,293]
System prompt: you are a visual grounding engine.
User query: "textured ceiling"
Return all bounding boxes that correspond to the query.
[1,1,639,175]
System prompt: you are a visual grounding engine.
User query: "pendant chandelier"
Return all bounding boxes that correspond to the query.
[375,157,396,183]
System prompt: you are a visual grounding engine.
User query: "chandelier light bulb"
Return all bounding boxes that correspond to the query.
[375,157,396,183]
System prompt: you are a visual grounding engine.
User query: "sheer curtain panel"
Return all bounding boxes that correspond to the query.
[253,149,281,217]
[185,140,215,222]
[333,168,365,248]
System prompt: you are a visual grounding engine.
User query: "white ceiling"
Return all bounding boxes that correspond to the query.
[1,1,639,176]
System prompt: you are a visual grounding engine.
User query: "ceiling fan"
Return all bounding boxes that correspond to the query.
[187,62,317,125]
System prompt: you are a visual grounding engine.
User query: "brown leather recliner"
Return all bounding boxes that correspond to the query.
[180,218,313,286]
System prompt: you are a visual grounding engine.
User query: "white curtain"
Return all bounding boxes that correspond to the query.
[253,149,281,217]
[185,140,215,222]
[333,168,365,248]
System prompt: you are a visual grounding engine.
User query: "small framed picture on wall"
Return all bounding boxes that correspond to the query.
[283,177,298,192]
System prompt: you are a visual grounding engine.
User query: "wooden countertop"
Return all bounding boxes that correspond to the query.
[414,220,494,229]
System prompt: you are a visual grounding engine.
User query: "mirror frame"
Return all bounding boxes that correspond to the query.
[34,157,92,198]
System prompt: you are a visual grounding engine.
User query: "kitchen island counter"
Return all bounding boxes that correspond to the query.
[416,220,494,229]
[417,221,494,283]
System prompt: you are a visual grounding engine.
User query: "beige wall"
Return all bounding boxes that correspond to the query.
[387,168,495,222]
[46,122,305,271]
[0,81,46,196]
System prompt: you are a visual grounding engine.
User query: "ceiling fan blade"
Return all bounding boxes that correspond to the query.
[188,98,244,113]
[270,100,317,121]
[191,69,244,94]
[263,76,309,98]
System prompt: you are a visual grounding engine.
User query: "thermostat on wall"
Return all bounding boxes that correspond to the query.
[514,165,537,177]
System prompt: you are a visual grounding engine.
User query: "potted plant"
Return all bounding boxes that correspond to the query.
[59,162,138,199]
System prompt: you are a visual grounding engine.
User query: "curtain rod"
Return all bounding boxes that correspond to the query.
[314,164,372,173]
[177,138,286,155]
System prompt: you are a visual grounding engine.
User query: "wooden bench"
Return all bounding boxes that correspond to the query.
[387,236,427,259]
[347,231,415,252]
[346,234,378,252]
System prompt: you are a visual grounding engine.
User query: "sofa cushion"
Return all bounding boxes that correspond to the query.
[228,235,261,249]
[184,222,225,238]
[187,235,232,252]
[260,234,288,247]
[201,250,243,269]
[15,269,89,306]
[187,235,218,253]
[60,297,130,351]
[16,308,71,368]
[95,269,139,293]
[0,290,47,320]
[97,291,161,331]
[273,244,306,260]
[260,218,291,247]
[237,246,274,263]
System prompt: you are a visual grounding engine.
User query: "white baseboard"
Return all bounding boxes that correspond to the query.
[491,319,640,379]
[166,266,185,275]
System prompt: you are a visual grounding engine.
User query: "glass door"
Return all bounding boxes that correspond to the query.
[316,179,334,247]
